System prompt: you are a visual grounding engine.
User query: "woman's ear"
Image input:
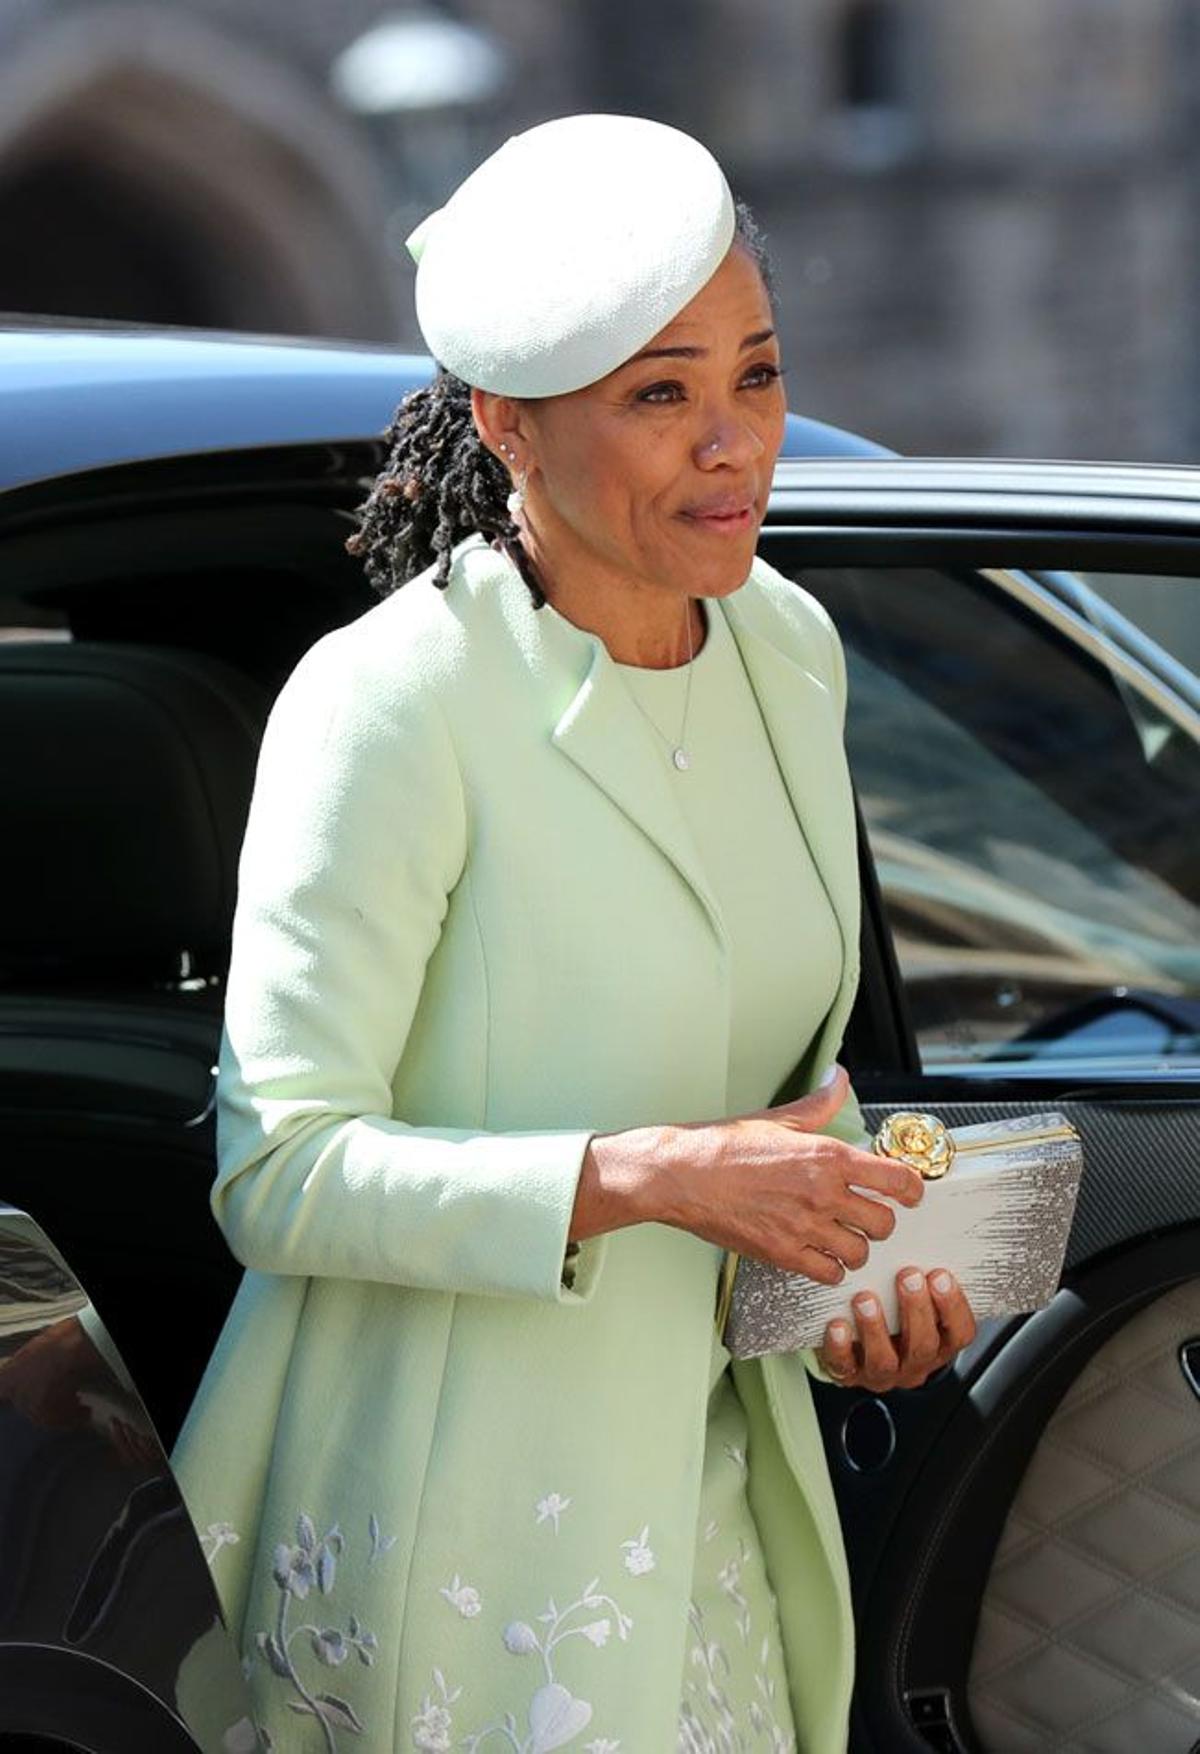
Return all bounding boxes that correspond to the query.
[470,387,528,470]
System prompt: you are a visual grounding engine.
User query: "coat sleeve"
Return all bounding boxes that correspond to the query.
[212,627,604,1305]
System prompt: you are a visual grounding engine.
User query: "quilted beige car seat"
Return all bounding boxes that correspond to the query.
[968,1280,1200,1752]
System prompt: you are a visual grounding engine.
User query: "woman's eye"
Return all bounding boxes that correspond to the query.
[633,364,783,405]
[743,362,783,389]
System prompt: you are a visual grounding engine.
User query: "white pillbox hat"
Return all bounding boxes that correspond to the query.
[407,113,736,398]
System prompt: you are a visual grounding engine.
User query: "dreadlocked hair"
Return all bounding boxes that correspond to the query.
[342,367,543,604]
[344,198,775,606]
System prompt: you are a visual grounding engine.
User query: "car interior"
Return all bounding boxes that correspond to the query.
[0,465,374,1445]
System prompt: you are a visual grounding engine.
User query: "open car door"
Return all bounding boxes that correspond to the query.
[759,460,1200,1754]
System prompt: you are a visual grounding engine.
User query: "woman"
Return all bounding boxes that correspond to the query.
[174,114,976,1752]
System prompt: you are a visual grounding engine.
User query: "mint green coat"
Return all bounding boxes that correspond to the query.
[173,534,872,1754]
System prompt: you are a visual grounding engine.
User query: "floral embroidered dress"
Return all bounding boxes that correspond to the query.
[615,598,843,1750]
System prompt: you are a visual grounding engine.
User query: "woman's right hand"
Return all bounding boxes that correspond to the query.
[573,1065,924,1284]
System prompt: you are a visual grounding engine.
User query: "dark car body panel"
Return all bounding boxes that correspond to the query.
[0,1206,255,1751]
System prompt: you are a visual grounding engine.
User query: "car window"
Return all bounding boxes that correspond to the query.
[784,562,1200,1076]
[1072,570,1200,678]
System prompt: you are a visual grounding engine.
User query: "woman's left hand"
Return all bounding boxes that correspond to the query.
[815,1268,977,1391]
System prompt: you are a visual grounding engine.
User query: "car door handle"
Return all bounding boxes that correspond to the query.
[1181,1339,1200,1403]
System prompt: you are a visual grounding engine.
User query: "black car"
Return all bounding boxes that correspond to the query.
[1,318,1197,1754]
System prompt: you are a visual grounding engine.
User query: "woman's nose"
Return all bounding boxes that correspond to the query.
[695,416,763,468]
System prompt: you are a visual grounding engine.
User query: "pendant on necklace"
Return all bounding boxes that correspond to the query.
[672,747,690,771]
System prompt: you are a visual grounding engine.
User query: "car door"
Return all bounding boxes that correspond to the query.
[760,460,1200,1754]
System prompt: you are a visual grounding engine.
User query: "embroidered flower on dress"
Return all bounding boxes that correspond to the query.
[439,1575,483,1617]
[200,1521,240,1564]
[411,1699,453,1752]
[253,1512,386,1752]
[535,1491,572,1533]
[678,1547,797,1749]
[463,1575,632,1750]
[620,1527,656,1576]
[412,1670,461,1753]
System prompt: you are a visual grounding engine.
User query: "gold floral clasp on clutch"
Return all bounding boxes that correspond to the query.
[872,1109,1081,1180]
[873,1110,956,1179]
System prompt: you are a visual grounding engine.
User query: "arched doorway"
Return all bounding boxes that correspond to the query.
[0,6,404,340]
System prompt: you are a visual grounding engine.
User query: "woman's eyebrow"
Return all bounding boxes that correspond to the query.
[626,327,777,364]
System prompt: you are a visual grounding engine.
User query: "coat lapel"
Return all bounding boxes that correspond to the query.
[550,638,729,950]
[545,572,861,1041]
[721,595,863,1098]
[478,539,860,1072]
[720,597,860,976]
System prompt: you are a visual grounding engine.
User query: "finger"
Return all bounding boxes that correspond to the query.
[842,1147,925,1209]
[837,1188,897,1243]
[852,1293,899,1384]
[783,1244,847,1287]
[817,1319,859,1385]
[808,1218,871,1273]
[928,1270,977,1354]
[896,1269,940,1383]
[772,1062,850,1131]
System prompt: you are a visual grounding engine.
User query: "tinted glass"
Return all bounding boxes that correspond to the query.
[785,562,1200,1074]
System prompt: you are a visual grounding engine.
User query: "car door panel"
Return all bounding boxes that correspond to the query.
[760,499,1200,1753]
[824,1111,1200,1754]
[0,1206,258,1751]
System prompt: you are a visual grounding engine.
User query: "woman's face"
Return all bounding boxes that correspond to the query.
[498,243,786,606]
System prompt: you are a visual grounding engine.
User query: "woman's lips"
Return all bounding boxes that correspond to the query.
[679,498,757,535]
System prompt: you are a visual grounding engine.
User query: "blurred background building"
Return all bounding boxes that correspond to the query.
[0,0,1196,461]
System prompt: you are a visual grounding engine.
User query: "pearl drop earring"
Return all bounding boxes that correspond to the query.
[499,445,528,517]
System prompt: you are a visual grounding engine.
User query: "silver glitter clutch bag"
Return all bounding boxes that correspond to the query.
[717,1110,1084,1361]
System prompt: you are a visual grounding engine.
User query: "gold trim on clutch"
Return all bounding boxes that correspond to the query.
[715,1248,740,1336]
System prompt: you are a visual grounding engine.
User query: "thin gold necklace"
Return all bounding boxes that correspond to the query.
[623,599,697,772]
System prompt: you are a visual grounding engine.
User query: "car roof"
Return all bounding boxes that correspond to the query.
[0,318,893,492]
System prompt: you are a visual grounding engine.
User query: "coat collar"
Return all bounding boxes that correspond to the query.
[454,538,860,1079]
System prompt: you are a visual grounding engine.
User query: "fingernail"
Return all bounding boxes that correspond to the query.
[829,1321,851,1344]
[818,1063,840,1088]
[855,1295,878,1317]
[932,1271,953,1294]
[902,1270,925,1293]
